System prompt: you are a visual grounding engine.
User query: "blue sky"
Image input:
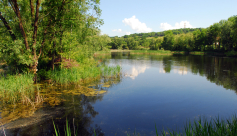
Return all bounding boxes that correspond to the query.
[99,0,237,37]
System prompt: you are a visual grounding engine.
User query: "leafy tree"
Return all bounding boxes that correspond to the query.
[219,20,233,51]
[0,0,102,74]
[162,30,174,50]
[207,23,220,49]
[232,16,237,49]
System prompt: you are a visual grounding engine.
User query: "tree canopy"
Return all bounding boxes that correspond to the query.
[0,0,104,74]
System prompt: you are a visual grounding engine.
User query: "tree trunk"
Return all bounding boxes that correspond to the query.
[51,41,56,71]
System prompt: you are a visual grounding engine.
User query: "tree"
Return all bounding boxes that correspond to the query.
[0,0,102,74]
[207,23,220,49]
[162,30,174,50]
[231,16,237,49]
[219,20,233,51]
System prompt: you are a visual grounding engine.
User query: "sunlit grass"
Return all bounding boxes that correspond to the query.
[0,73,34,103]
[48,65,121,84]
[130,50,172,54]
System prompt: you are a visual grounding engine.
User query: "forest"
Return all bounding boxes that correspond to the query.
[109,16,237,53]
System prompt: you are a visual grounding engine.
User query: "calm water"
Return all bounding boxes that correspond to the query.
[2,52,237,135]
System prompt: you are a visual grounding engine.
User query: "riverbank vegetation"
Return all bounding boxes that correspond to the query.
[0,0,116,98]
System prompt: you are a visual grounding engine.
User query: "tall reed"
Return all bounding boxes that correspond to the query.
[0,74,34,103]
[48,65,121,84]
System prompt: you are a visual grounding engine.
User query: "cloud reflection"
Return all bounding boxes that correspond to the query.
[173,68,188,75]
[125,65,149,80]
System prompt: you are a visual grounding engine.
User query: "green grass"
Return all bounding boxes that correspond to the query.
[156,116,237,136]
[48,65,101,84]
[101,65,121,77]
[94,50,111,55]
[47,64,121,84]
[53,115,237,136]
[130,50,172,54]
[0,73,34,103]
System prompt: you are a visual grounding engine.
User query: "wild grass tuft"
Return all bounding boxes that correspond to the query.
[156,115,237,136]
[0,73,34,103]
[48,64,121,84]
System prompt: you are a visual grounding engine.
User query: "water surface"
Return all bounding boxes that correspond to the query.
[2,52,237,135]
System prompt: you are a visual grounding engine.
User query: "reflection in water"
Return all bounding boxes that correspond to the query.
[125,66,149,80]
[173,67,188,75]
[2,53,237,135]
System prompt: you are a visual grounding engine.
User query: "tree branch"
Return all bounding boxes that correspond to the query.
[32,0,40,60]
[0,12,16,40]
[30,0,34,26]
[11,0,29,50]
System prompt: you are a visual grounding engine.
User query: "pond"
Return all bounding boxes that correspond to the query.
[2,52,237,136]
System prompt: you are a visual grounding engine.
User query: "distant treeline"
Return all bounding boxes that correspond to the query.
[108,15,237,53]
[116,28,204,38]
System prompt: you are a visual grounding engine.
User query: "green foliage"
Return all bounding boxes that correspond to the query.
[162,30,174,50]
[110,16,237,53]
[0,73,34,103]
[130,50,172,54]
[0,0,103,73]
[47,60,121,84]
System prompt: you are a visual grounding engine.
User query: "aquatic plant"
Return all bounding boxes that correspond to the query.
[0,73,34,103]
[53,115,237,136]
[155,116,237,136]
[48,64,121,84]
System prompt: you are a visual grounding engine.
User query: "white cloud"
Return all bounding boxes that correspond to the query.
[122,16,152,33]
[125,32,131,35]
[160,21,194,31]
[112,29,122,32]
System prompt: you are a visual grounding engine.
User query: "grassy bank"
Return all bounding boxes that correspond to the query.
[95,50,173,55]
[130,50,172,55]
[39,61,121,84]
[53,115,237,136]
[0,58,121,103]
[94,50,226,56]
[0,74,35,103]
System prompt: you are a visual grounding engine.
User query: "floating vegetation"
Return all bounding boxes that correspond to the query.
[0,91,44,125]
[102,84,110,88]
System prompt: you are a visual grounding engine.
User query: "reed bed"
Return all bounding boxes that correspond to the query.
[0,74,34,103]
[101,65,121,77]
[48,65,121,84]
[153,116,237,136]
